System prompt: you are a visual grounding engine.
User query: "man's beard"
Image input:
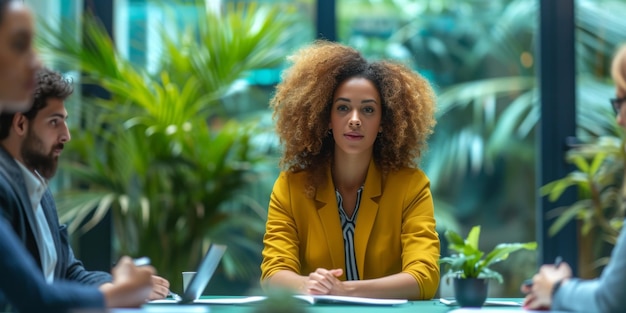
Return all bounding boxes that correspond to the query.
[21,131,62,180]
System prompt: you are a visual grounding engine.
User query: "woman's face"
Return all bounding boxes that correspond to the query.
[329,77,382,158]
[0,2,39,112]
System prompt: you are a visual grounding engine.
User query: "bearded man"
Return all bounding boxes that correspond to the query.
[0,67,169,299]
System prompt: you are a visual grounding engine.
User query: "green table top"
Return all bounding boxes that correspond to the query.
[143,297,525,313]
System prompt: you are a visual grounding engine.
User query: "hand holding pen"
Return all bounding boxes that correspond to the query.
[102,256,155,308]
[553,256,563,268]
[522,256,563,289]
[132,257,173,301]
[521,256,572,310]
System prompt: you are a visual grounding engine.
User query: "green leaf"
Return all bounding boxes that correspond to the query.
[588,152,608,176]
[466,225,481,250]
[478,267,504,284]
[548,201,590,236]
[540,177,578,202]
[481,242,537,269]
[444,229,465,246]
[570,155,590,173]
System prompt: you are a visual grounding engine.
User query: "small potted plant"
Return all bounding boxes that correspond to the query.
[439,225,537,307]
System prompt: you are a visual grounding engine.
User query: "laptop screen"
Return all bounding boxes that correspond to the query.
[181,244,227,303]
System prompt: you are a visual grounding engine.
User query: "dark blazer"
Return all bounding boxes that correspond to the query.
[0,216,104,312]
[0,146,112,285]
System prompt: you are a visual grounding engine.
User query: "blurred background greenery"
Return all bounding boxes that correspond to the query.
[25,0,626,296]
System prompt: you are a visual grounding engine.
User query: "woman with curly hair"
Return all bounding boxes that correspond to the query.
[260,41,439,300]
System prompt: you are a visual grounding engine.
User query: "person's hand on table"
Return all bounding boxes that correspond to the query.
[522,262,572,310]
[148,275,170,300]
[306,268,346,295]
[100,256,155,308]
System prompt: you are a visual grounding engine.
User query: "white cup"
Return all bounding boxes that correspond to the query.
[182,271,196,293]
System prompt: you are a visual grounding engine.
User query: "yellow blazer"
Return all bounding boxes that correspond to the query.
[260,160,440,299]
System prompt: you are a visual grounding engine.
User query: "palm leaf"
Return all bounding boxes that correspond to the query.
[42,1,299,292]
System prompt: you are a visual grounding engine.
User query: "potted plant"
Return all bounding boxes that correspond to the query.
[439,225,537,307]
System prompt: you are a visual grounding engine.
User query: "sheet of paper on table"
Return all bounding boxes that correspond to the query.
[439,298,522,307]
[152,295,407,306]
[449,309,555,313]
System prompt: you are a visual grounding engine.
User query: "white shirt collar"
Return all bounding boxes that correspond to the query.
[16,161,47,208]
[16,160,58,283]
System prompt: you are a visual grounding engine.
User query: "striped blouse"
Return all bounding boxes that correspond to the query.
[335,186,364,281]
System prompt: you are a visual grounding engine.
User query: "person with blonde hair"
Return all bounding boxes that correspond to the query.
[611,45,626,126]
[260,40,439,300]
[521,44,626,313]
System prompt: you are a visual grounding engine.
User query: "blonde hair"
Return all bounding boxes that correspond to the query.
[611,45,626,92]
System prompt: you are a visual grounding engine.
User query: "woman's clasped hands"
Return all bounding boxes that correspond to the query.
[305,268,347,295]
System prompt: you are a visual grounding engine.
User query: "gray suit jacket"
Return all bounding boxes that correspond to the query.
[0,216,105,312]
[552,221,626,313]
[0,145,112,286]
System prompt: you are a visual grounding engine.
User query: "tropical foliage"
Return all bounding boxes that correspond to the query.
[336,0,626,294]
[38,1,299,292]
[338,0,624,207]
[394,0,623,207]
[34,0,626,296]
[439,226,537,283]
[541,135,626,269]
[320,0,626,293]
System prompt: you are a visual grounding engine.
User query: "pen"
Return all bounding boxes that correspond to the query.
[113,257,151,268]
[132,257,151,267]
[523,256,563,288]
[169,291,182,301]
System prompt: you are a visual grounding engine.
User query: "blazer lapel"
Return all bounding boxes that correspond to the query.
[354,159,381,279]
[315,167,345,273]
[0,147,41,246]
[41,191,64,278]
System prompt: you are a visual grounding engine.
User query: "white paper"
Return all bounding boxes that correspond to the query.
[449,309,545,313]
[295,295,408,305]
[148,299,178,304]
[193,296,268,304]
[148,296,266,305]
[440,298,522,307]
[150,295,407,306]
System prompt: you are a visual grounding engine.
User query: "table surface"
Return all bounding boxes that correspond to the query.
[136,297,527,313]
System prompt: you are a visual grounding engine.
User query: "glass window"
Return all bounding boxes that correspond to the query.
[28,0,83,191]
[571,0,626,279]
[338,0,539,297]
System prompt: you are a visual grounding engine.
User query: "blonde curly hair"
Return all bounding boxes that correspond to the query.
[612,44,626,92]
[271,41,437,196]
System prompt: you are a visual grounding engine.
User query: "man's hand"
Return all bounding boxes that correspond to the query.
[100,256,154,308]
[148,275,170,300]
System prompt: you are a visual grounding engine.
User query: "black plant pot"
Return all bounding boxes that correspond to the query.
[453,278,488,307]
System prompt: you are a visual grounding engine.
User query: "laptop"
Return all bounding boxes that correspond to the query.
[148,243,227,305]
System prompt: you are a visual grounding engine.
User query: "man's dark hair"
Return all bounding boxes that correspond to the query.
[0,68,73,140]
